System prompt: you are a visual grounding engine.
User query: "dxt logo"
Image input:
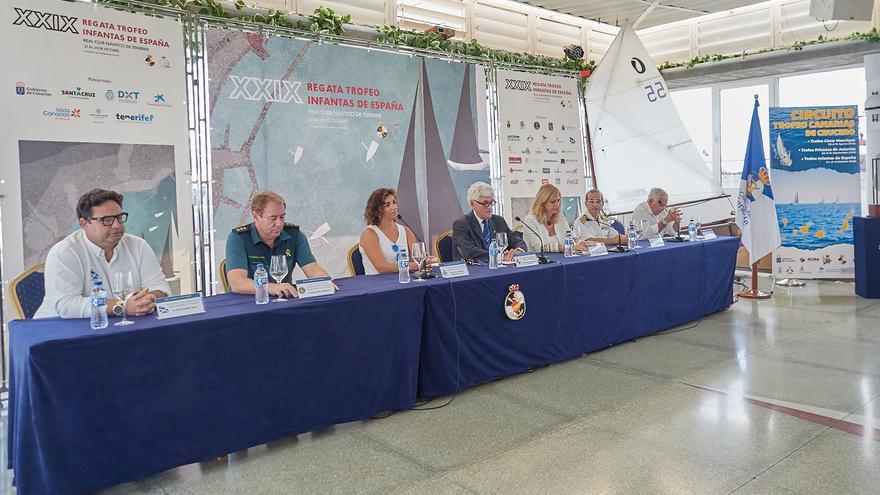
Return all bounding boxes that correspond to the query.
[13,8,78,34]
[228,76,303,103]
[505,79,532,91]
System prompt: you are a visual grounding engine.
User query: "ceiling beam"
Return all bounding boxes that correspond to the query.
[633,0,660,28]
[634,0,710,16]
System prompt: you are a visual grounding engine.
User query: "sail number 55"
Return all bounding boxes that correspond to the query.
[644,82,667,102]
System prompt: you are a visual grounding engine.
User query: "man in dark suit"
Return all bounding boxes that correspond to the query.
[452,182,526,262]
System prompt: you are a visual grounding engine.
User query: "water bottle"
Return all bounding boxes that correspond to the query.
[688,218,697,241]
[398,247,411,284]
[627,221,638,250]
[563,230,574,257]
[254,263,269,304]
[89,278,108,330]
[488,239,499,270]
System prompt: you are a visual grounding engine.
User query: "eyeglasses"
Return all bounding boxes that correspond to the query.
[473,199,496,208]
[89,212,128,226]
[586,199,604,204]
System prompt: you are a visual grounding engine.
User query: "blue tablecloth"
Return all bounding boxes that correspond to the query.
[9,236,738,494]
[8,275,426,495]
[418,236,740,396]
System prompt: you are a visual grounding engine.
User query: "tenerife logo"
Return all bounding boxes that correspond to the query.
[62,87,96,99]
[228,76,303,103]
[505,79,532,91]
[116,113,154,123]
[12,8,78,34]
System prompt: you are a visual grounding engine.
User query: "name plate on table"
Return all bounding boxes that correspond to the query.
[648,234,665,247]
[702,229,717,239]
[439,261,469,278]
[296,277,334,299]
[586,242,609,257]
[155,293,206,320]
[514,253,539,267]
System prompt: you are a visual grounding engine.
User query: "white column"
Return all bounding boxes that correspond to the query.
[864,54,880,208]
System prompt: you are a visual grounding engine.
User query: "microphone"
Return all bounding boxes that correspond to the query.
[593,217,627,253]
[514,216,551,264]
[396,214,436,278]
[455,243,483,265]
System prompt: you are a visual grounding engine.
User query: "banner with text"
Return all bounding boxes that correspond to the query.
[496,69,586,227]
[770,105,860,278]
[0,0,192,302]
[206,28,489,278]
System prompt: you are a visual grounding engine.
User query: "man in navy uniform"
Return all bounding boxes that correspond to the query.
[225,191,331,298]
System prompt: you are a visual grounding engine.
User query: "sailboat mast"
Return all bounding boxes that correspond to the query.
[583,101,599,188]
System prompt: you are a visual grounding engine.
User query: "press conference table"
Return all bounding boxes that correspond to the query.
[9,236,739,494]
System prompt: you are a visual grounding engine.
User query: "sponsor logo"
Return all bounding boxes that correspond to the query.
[12,8,78,34]
[546,149,558,155]
[228,75,303,103]
[61,87,96,99]
[115,112,154,123]
[520,147,531,154]
[525,179,536,185]
[565,169,579,174]
[566,179,579,185]
[42,107,80,119]
[569,137,576,144]
[116,90,140,103]
[88,108,108,122]
[554,168,562,173]
[534,122,540,130]
[508,156,522,164]
[15,81,51,97]
[507,135,521,142]
[144,54,171,69]
[147,94,172,108]
[543,160,558,164]
[541,178,549,185]
[505,79,532,91]
[508,168,523,173]
[510,179,519,185]
[554,178,561,185]
[542,168,551,174]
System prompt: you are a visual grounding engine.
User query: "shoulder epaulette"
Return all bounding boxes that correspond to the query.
[580,214,589,223]
[284,223,300,230]
[233,224,251,234]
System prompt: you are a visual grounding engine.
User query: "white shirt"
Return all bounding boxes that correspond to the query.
[35,230,172,319]
[521,214,569,252]
[574,211,617,240]
[359,224,406,275]
[632,201,677,239]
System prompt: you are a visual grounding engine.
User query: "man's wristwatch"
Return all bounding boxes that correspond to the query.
[112,300,125,316]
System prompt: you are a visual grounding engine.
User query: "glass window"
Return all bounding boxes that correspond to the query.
[720,84,769,189]
[671,87,713,173]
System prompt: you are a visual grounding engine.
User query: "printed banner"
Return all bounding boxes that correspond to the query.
[770,105,861,278]
[0,0,192,302]
[206,28,489,278]
[496,69,586,227]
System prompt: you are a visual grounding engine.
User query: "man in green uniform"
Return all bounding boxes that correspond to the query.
[226,191,331,298]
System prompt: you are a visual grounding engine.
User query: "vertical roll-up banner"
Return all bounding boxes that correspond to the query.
[0,0,192,308]
[496,70,586,225]
[770,106,861,278]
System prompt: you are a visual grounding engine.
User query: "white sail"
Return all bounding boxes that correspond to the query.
[584,23,720,212]
[775,135,792,167]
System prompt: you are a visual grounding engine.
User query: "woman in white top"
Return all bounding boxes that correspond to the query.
[358,188,420,275]
[522,184,569,253]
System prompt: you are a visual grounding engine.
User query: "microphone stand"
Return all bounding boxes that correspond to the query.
[455,244,483,266]
[595,218,628,253]
[397,214,436,278]
[661,208,685,242]
[514,216,551,264]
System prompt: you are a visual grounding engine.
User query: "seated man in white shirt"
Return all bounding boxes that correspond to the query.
[573,188,627,248]
[35,189,171,319]
[631,187,682,240]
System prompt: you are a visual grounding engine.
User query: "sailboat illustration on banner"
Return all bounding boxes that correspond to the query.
[792,191,799,205]
[447,64,489,171]
[396,59,464,244]
[584,23,719,212]
[775,134,793,167]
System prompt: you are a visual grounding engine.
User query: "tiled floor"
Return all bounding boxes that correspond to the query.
[4,276,880,494]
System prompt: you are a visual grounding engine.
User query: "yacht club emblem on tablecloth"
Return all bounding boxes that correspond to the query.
[504,284,526,320]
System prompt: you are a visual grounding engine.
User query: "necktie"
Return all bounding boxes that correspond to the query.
[482,220,491,248]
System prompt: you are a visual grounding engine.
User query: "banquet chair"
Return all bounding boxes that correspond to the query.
[435,229,453,262]
[219,259,229,293]
[9,263,45,319]
[347,244,365,276]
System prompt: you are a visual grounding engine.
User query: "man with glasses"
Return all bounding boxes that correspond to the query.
[632,187,682,239]
[573,189,627,247]
[35,189,171,318]
[452,182,525,263]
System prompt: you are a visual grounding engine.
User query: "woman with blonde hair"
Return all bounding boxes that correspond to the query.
[521,184,569,253]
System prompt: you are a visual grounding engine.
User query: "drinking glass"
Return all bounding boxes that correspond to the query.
[112,271,134,326]
[411,242,427,281]
[495,232,508,266]
[570,223,581,253]
[695,216,703,236]
[269,254,288,302]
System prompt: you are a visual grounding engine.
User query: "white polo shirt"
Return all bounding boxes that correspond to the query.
[35,230,172,319]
